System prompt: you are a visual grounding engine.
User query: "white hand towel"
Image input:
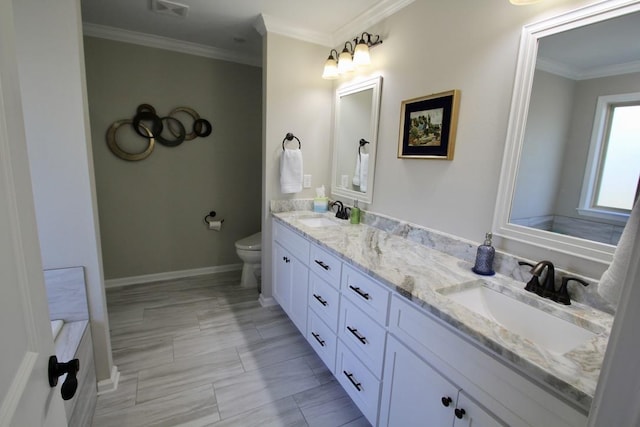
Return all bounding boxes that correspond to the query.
[280,148,303,194]
[352,155,361,187]
[359,152,369,193]
[598,197,640,309]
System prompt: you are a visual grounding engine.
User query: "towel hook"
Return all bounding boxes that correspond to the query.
[282,132,301,151]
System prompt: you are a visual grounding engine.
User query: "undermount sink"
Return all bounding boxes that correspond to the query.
[440,282,597,355]
[298,217,340,228]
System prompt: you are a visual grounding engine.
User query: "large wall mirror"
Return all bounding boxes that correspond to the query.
[331,76,382,204]
[494,1,640,265]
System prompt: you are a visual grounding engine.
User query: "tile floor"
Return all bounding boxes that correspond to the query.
[92,271,369,427]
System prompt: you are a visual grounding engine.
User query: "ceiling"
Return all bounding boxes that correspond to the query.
[537,9,640,80]
[80,0,412,66]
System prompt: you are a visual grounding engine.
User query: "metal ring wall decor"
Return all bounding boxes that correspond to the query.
[106,119,155,161]
[106,104,213,161]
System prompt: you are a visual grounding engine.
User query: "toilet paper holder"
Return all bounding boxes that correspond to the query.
[203,211,225,226]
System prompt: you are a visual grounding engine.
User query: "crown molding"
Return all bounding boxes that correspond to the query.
[83,23,261,67]
[332,0,415,45]
[256,14,333,47]
[537,57,640,81]
[255,0,414,48]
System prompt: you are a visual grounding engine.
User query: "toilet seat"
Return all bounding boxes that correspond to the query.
[235,232,262,251]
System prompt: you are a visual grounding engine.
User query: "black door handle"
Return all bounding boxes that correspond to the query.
[48,355,79,400]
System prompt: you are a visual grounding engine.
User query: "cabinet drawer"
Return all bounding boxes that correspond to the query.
[336,341,381,426]
[341,264,390,325]
[307,310,337,374]
[339,297,386,379]
[308,273,340,332]
[309,244,341,286]
[273,220,310,262]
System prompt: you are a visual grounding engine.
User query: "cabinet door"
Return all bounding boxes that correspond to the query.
[272,243,291,311]
[380,336,459,427]
[289,256,309,335]
[453,391,507,427]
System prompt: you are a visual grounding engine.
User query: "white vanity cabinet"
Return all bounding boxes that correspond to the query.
[271,219,589,427]
[272,221,310,335]
[380,335,511,427]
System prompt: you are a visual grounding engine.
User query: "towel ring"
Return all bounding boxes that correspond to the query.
[282,132,301,151]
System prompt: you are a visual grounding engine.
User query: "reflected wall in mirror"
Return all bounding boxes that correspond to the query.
[331,76,382,204]
[494,1,640,265]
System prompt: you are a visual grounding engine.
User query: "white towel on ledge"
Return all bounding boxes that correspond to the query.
[280,148,303,194]
[598,197,640,309]
[352,155,361,187]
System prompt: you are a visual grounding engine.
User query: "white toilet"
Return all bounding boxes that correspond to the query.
[235,232,262,288]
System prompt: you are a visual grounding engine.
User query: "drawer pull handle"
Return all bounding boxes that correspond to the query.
[314,260,330,270]
[343,370,363,391]
[282,256,290,263]
[347,326,367,344]
[313,294,328,306]
[441,396,453,407]
[455,408,466,419]
[348,285,370,300]
[311,332,325,347]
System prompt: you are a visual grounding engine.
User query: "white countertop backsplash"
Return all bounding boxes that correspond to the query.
[271,202,614,410]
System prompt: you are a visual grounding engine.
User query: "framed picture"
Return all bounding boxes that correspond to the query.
[397,89,460,159]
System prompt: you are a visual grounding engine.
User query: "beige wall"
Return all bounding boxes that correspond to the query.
[84,37,262,280]
[261,32,334,300]
[13,0,113,382]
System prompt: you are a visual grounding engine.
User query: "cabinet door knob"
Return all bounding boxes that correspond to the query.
[455,408,466,419]
[282,256,290,263]
[441,396,452,407]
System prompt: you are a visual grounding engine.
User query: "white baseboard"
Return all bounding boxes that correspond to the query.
[97,365,120,395]
[259,294,278,307]
[105,264,242,288]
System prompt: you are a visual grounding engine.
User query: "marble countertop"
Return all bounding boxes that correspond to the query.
[272,211,614,410]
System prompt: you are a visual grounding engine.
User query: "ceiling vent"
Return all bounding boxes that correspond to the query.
[151,0,189,18]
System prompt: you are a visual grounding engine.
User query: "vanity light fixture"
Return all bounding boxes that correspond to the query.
[322,32,382,79]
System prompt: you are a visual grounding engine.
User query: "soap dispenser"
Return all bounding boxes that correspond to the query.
[350,200,361,224]
[472,232,495,276]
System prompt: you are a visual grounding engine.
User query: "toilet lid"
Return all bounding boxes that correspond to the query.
[235,232,262,250]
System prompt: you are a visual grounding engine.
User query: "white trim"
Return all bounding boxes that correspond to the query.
[258,294,277,307]
[96,365,120,395]
[0,352,37,424]
[257,14,333,47]
[82,23,261,67]
[104,264,242,288]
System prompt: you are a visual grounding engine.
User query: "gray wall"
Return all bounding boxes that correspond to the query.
[84,37,262,280]
[512,70,575,220]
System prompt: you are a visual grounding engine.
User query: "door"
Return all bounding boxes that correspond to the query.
[0,2,67,424]
[380,336,459,426]
[272,243,291,310]
[453,392,507,427]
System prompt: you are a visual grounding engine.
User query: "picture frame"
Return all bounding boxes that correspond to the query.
[397,89,460,160]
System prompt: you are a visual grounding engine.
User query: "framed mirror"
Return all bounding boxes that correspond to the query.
[493,1,640,265]
[331,76,382,204]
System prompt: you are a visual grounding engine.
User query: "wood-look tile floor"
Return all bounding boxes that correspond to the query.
[92,271,370,427]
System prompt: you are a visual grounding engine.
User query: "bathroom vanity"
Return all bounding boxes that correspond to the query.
[271,210,612,426]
